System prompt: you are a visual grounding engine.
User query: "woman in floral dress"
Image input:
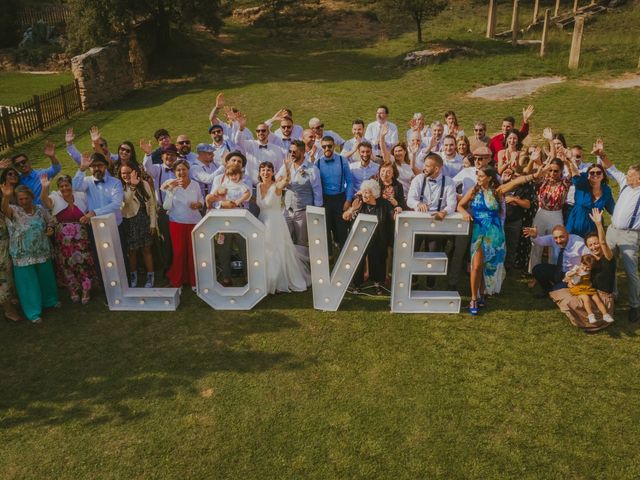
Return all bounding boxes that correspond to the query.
[458,166,506,315]
[40,174,96,304]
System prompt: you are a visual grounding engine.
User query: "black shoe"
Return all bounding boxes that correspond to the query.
[629,307,639,323]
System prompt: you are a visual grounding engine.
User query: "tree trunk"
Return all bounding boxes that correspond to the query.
[415,15,423,43]
[156,0,170,50]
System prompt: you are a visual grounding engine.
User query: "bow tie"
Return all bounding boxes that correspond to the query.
[259,145,268,149]
[94,179,105,185]
[428,178,438,183]
[282,138,291,142]
[164,167,172,172]
[323,157,334,162]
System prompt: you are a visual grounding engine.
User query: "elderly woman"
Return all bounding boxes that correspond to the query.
[550,209,615,331]
[0,171,22,322]
[0,184,58,324]
[40,174,95,304]
[343,179,393,295]
[565,161,614,237]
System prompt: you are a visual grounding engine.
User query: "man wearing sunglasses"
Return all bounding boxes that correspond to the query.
[12,142,61,205]
[469,121,490,152]
[277,140,322,247]
[175,134,197,164]
[64,127,118,167]
[309,117,345,151]
[316,136,353,248]
[208,124,237,167]
[235,120,287,186]
[264,108,303,144]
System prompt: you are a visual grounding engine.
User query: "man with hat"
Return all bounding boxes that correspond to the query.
[141,141,179,270]
[209,124,237,167]
[190,143,219,199]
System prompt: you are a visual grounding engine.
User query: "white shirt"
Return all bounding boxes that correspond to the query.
[179,152,198,165]
[440,153,464,177]
[453,167,478,196]
[349,161,380,193]
[364,121,398,156]
[265,120,303,141]
[236,137,286,185]
[406,173,457,214]
[71,170,124,224]
[143,154,176,204]
[608,166,640,230]
[210,139,238,166]
[210,172,253,209]
[342,138,363,162]
[48,190,89,216]
[396,163,414,198]
[532,234,588,272]
[162,180,203,224]
[443,125,465,138]
[406,127,431,144]
[190,159,220,196]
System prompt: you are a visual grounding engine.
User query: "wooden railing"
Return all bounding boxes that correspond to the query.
[17,4,71,28]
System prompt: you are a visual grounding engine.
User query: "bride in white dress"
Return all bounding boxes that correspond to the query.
[257,161,310,294]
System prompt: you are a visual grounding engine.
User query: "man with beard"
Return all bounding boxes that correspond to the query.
[208,124,237,167]
[175,134,197,164]
[235,119,286,186]
[488,105,534,161]
[13,142,61,205]
[349,141,379,192]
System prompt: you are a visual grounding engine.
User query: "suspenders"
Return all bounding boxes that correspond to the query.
[419,175,446,211]
[319,154,345,194]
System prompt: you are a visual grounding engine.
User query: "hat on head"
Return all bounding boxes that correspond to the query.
[196,143,214,153]
[162,144,178,155]
[90,153,109,165]
[472,145,492,157]
[208,124,224,134]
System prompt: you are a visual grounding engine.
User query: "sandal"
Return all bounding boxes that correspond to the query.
[81,290,91,305]
[478,295,486,308]
[4,311,22,323]
[469,300,479,316]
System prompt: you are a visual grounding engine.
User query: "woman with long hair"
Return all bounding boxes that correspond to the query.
[457,166,506,315]
[444,110,464,138]
[565,162,614,237]
[497,131,524,175]
[119,163,157,288]
[40,174,95,304]
[380,126,415,197]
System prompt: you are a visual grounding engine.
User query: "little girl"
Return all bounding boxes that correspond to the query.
[119,163,157,288]
[564,254,614,324]
[205,164,251,210]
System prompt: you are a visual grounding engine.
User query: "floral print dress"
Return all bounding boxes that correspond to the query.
[0,214,12,304]
[470,189,506,295]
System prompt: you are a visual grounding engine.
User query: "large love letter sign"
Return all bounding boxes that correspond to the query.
[306,206,378,311]
[391,212,469,313]
[192,209,267,310]
[91,214,180,310]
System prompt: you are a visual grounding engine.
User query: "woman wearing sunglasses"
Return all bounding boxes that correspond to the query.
[564,156,614,237]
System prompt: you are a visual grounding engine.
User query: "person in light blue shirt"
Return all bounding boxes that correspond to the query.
[316,136,353,247]
[13,141,62,205]
[349,141,379,193]
[72,152,124,226]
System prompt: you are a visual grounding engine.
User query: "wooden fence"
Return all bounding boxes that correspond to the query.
[0,81,83,152]
[17,4,71,28]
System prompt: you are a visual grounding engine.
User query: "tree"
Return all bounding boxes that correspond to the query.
[379,0,448,44]
[65,0,223,54]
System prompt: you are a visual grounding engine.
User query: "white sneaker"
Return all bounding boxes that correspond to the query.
[602,314,615,323]
[588,314,597,324]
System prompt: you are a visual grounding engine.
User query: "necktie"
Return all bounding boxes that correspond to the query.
[628,193,640,229]
[555,247,565,283]
[94,179,105,185]
[259,145,268,150]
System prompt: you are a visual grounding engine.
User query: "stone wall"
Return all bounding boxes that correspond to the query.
[71,41,134,110]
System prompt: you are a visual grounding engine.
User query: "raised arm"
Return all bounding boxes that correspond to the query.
[379,124,390,163]
[209,92,225,125]
[275,158,292,194]
[589,208,613,261]
[0,184,14,220]
[39,174,54,209]
[43,141,61,177]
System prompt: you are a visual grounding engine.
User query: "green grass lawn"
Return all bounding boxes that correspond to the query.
[0,71,74,105]
[1,1,640,478]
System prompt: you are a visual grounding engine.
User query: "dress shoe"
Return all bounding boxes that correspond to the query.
[629,307,639,323]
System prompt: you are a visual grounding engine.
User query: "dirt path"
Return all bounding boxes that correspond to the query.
[467,76,566,101]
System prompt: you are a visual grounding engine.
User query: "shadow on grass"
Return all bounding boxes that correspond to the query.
[0,294,311,428]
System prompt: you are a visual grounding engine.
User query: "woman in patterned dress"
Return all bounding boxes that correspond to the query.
[40,174,96,304]
[458,166,506,315]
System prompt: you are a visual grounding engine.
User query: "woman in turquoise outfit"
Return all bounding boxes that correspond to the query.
[457,166,506,315]
[0,184,59,324]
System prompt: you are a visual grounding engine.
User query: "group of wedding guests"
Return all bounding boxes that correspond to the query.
[0,94,638,332]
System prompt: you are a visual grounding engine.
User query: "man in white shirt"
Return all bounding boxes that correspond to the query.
[208,124,237,167]
[425,121,445,153]
[301,128,318,164]
[342,119,365,162]
[235,120,286,186]
[525,224,588,297]
[309,117,345,150]
[440,135,464,177]
[599,142,640,321]
[176,134,197,164]
[190,143,219,199]
[277,140,323,247]
[364,105,398,160]
[265,108,303,143]
[349,141,379,193]
[407,153,457,288]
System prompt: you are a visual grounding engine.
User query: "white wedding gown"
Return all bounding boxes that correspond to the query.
[257,183,310,294]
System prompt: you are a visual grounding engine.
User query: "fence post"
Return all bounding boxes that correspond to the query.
[568,15,585,69]
[554,0,561,17]
[511,0,520,46]
[573,0,579,13]
[0,107,15,148]
[75,79,84,111]
[61,85,69,119]
[533,0,540,24]
[33,95,44,131]
[540,9,551,57]
[486,0,497,39]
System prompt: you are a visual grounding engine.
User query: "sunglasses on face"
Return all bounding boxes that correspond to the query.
[120,147,131,153]
[6,171,17,176]
[588,170,603,176]
[256,129,268,133]
[177,140,191,145]
[211,129,223,134]
[321,145,333,149]
[281,125,293,129]
[312,125,324,130]
[14,160,27,167]
[288,150,296,154]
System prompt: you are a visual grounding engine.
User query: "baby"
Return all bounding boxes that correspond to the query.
[564,254,614,324]
[206,164,251,210]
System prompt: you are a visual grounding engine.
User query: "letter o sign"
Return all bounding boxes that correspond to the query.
[192,209,267,310]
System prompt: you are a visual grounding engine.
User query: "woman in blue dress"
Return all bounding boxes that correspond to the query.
[457,166,506,315]
[565,162,614,237]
